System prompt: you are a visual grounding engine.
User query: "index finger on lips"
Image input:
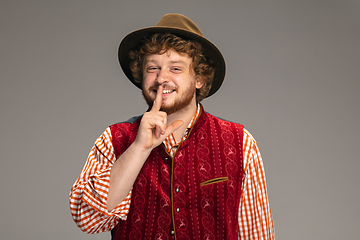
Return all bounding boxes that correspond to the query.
[151,85,163,112]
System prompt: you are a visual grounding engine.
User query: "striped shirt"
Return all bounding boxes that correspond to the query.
[70,107,275,239]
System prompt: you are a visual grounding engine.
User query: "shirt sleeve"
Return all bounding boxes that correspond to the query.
[238,129,275,239]
[69,127,132,234]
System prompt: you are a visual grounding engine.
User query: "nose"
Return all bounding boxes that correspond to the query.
[155,69,169,85]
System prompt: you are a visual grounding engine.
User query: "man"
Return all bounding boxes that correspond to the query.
[70,13,275,239]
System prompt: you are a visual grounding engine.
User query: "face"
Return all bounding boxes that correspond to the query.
[142,49,204,115]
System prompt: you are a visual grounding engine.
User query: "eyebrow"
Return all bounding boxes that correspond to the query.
[168,60,187,65]
[144,59,188,65]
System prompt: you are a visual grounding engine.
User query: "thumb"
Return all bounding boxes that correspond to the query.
[164,120,184,136]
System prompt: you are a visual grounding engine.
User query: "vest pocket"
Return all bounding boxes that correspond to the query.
[200,177,228,187]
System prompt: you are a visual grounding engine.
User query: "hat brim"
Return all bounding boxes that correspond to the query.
[118,26,225,98]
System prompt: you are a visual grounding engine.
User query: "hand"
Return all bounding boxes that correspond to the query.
[134,86,183,151]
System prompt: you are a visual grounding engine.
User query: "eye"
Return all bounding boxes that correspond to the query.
[171,67,182,73]
[146,66,159,72]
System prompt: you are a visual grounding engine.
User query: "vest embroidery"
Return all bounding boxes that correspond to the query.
[110,107,243,240]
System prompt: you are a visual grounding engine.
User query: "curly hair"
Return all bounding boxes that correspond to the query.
[129,33,215,103]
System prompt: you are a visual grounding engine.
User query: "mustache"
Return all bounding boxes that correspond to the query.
[149,83,178,91]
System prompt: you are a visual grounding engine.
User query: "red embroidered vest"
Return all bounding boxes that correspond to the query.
[110,107,244,240]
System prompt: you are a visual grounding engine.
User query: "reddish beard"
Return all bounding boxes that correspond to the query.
[142,82,196,115]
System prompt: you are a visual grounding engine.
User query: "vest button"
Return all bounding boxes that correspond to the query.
[171,230,175,235]
[175,188,180,193]
[176,208,180,212]
[164,157,169,161]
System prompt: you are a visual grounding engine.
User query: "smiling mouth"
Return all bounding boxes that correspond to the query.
[153,89,176,94]
[162,89,175,94]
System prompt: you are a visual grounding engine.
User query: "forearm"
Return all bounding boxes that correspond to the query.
[107,141,152,211]
[108,93,183,211]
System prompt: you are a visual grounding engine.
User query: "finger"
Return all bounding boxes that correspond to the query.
[155,125,162,138]
[149,115,166,138]
[151,85,163,112]
[153,120,183,145]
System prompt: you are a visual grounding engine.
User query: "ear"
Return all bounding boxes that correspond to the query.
[196,77,205,89]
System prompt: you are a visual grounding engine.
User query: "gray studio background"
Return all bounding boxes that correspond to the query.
[1,0,359,239]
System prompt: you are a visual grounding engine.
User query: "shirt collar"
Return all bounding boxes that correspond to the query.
[163,104,201,154]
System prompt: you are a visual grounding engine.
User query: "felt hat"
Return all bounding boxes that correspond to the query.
[118,13,225,98]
